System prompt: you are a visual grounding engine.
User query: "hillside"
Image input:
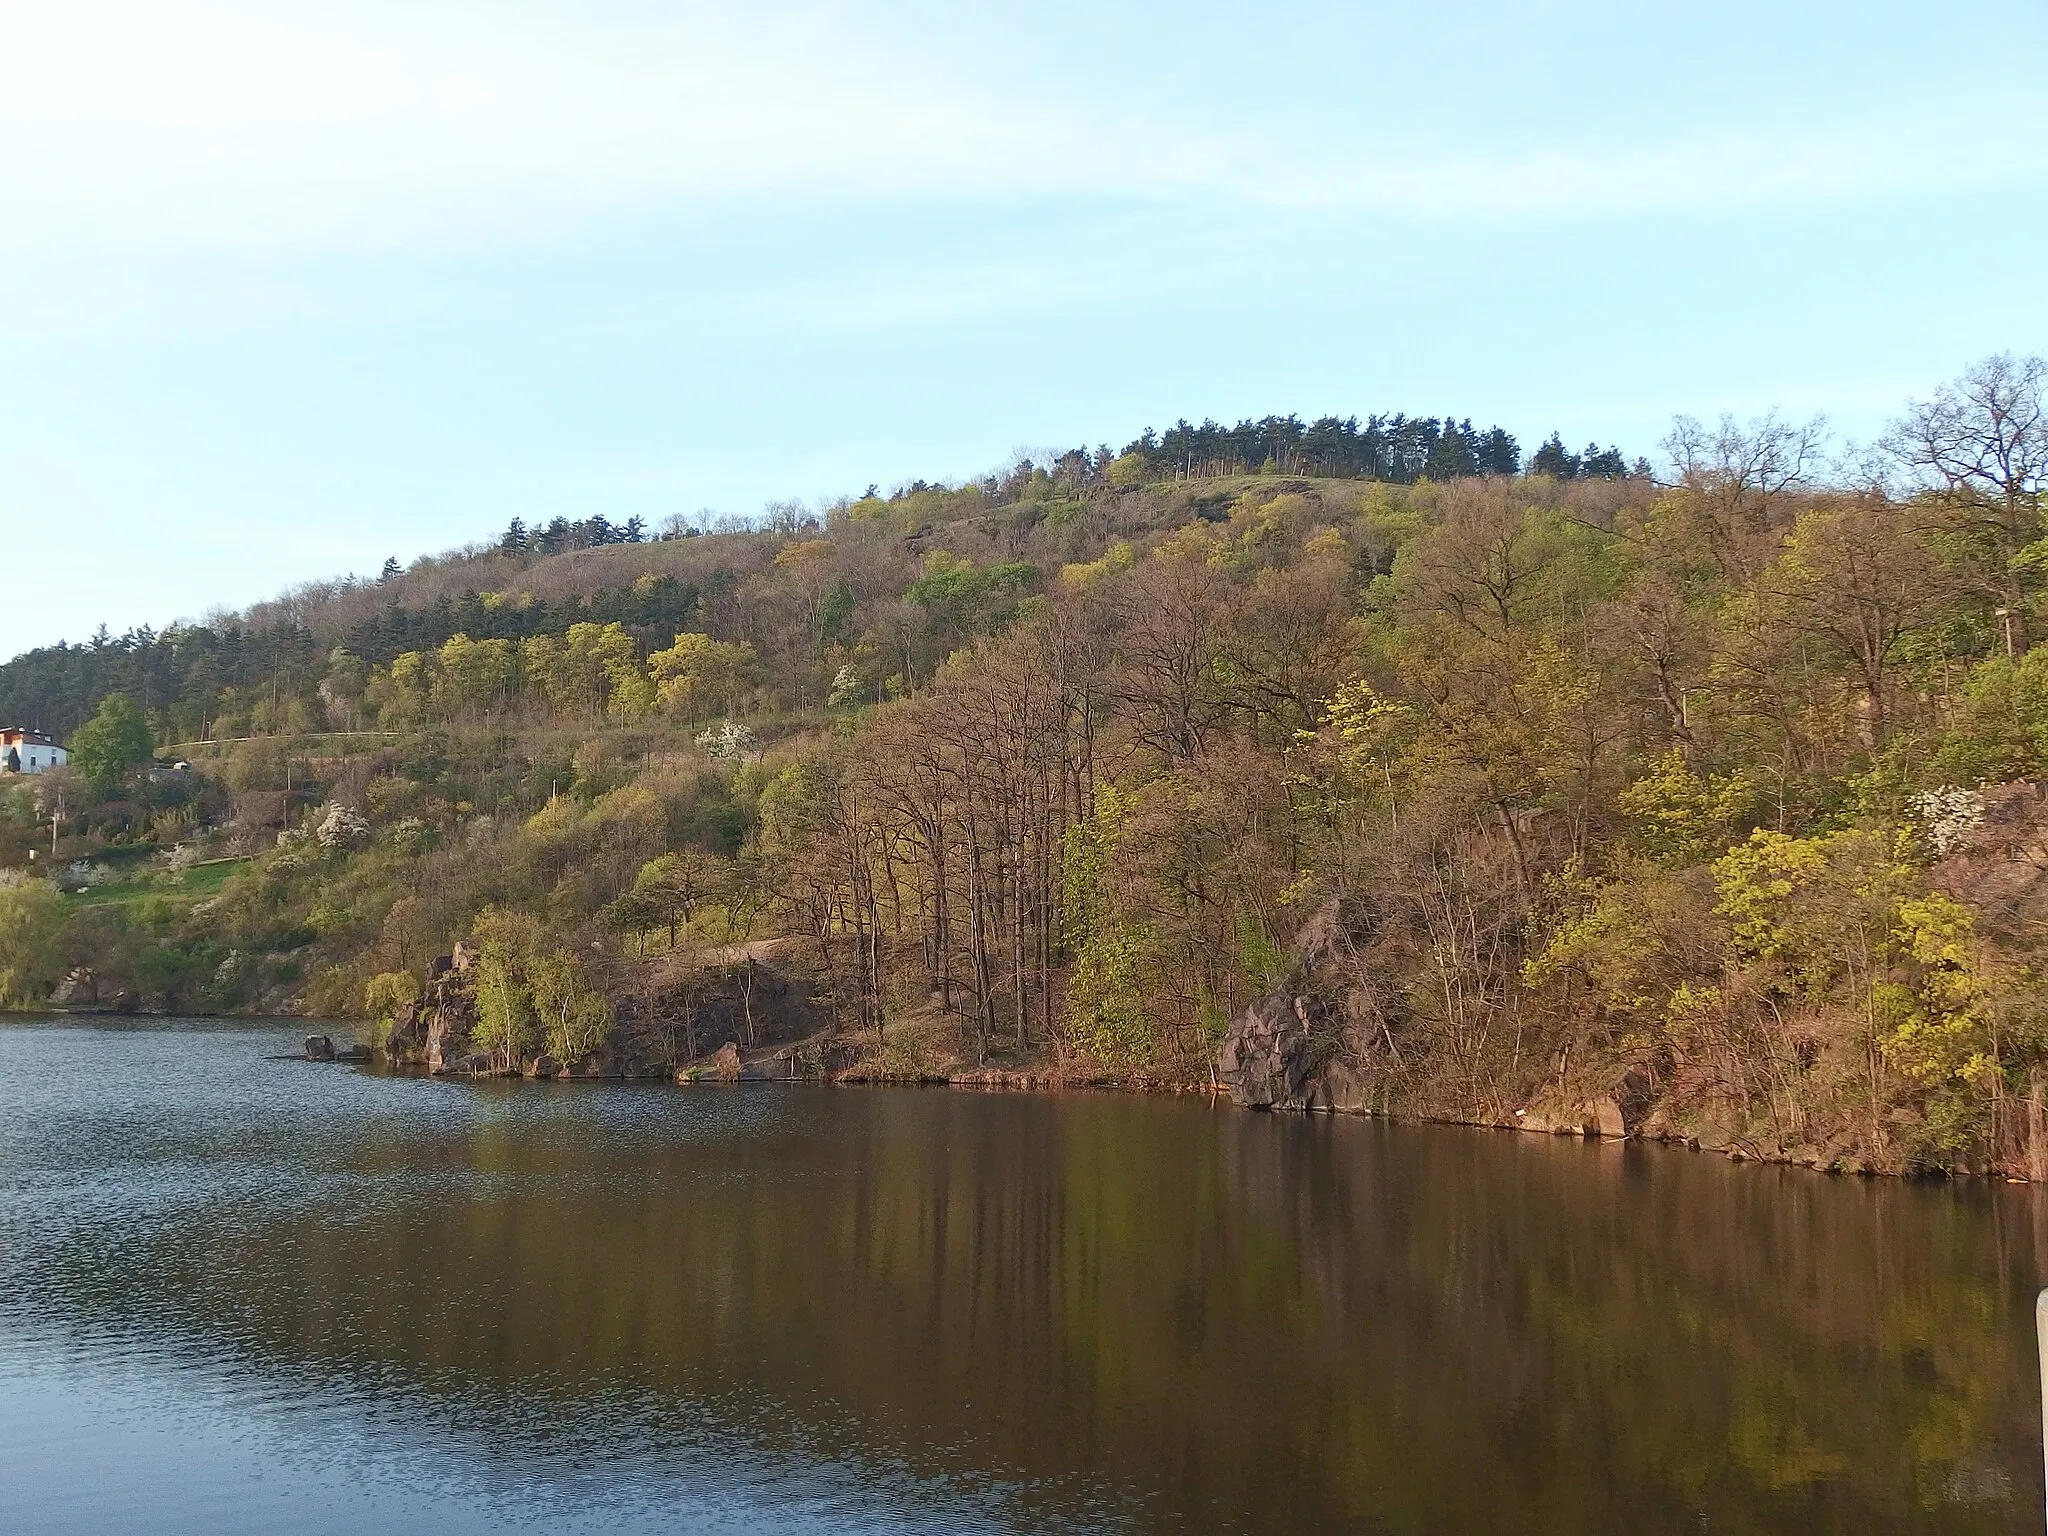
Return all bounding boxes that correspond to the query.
[5,362,2048,1174]
[0,408,1606,738]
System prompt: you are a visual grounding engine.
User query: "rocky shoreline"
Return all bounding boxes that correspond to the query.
[267,925,2045,1178]
[294,1012,2013,1177]
[32,976,2022,1176]
[1212,963,2042,1179]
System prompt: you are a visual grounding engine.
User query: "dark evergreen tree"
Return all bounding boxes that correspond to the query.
[1531,433,1579,480]
[1580,444,1629,478]
[1425,418,1480,480]
[1477,427,1522,475]
[1131,410,1542,484]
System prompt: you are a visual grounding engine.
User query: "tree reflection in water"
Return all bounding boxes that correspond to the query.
[0,1021,2042,1533]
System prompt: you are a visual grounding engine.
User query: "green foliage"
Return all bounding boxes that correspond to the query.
[1104,451,1150,490]
[1928,649,2048,784]
[905,555,1042,644]
[1233,908,1289,994]
[1617,750,1754,866]
[1521,857,1668,1021]
[132,940,216,1008]
[1062,787,1157,1067]
[70,692,153,795]
[1701,823,2034,1160]
[1711,828,1908,993]
[527,950,613,1062]
[626,850,729,940]
[467,906,612,1066]
[1291,679,1418,817]
[18,368,2048,1171]
[646,634,762,723]
[364,970,422,1037]
[472,925,536,1068]
[0,883,65,1007]
[1878,892,1995,1094]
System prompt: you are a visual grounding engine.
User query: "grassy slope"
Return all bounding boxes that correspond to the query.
[69,856,250,914]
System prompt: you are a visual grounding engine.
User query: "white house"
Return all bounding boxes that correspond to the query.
[0,727,67,774]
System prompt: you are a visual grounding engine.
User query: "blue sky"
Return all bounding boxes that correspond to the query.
[3,0,2047,658]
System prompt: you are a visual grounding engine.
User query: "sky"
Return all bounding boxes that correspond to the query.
[3,0,2048,659]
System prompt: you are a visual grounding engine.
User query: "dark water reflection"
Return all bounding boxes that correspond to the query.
[1,1021,2044,1533]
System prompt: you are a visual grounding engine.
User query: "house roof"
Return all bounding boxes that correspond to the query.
[0,728,59,748]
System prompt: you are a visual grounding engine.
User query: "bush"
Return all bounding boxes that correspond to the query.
[314,803,371,850]
[363,970,422,1044]
[0,883,65,1007]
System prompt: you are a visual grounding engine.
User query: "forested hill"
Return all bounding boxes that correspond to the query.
[0,409,1635,738]
[10,356,2048,1175]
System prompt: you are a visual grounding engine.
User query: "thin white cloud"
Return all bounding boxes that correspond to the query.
[0,1,1132,243]
[0,0,2040,248]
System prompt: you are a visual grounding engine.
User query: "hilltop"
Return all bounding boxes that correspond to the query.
[0,408,1617,737]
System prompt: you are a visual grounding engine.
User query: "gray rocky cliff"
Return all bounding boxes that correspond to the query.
[1215,897,1382,1113]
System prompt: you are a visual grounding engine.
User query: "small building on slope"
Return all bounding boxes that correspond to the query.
[0,728,68,775]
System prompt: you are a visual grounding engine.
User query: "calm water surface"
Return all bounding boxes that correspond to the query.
[1,1019,2045,1533]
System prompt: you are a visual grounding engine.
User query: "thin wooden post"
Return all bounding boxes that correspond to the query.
[2037,1288,2048,1533]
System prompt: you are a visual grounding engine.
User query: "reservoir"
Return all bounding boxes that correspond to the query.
[0,1018,2041,1533]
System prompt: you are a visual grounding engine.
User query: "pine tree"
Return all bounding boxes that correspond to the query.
[1531,433,1579,480]
[1580,444,1628,478]
[1478,427,1522,476]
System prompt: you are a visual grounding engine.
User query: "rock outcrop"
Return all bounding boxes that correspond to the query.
[1217,896,1382,1112]
[382,939,823,1081]
[674,1033,842,1083]
[378,942,482,1072]
[49,968,97,1007]
[1514,1095,1626,1139]
[1217,895,1651,1132]
[45,966,134,1014]
[1218,994,1321,1108]
[1217,991,1379,1111]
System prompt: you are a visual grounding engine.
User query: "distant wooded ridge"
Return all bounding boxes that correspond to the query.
[0,406,1634,737]
[490,413,1628,555]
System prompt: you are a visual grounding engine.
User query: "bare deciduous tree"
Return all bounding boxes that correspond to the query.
[1885,353,2048,633]
[1661,410,1829,577]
